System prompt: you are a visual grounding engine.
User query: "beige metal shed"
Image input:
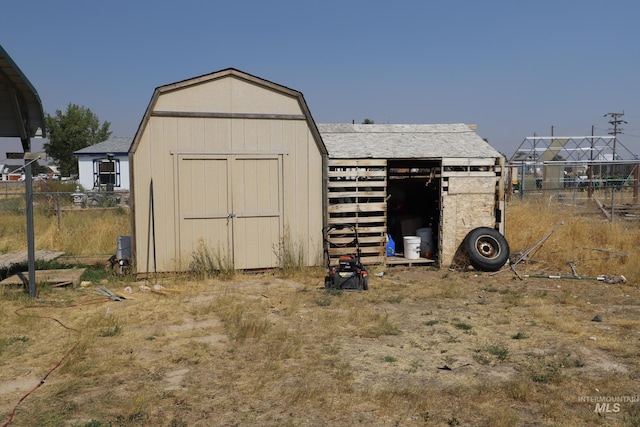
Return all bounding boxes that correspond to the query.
[319,123,505,268]
[129,69,327,275]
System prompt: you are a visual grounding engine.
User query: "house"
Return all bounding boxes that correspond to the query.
[1,162,25,181]
[128,69,326,275]
[128,68,505,275]
[74,137,133,190]
[319,123,505,268]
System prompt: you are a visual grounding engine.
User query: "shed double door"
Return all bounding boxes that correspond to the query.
[177,155,283,270]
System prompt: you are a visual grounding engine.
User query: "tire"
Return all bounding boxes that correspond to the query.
[362,274,369,291]
[464,227,510,272]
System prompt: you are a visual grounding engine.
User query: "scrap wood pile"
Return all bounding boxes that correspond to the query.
[494,222,628,283]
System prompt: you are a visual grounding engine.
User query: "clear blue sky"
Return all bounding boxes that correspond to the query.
[2,0,639,157]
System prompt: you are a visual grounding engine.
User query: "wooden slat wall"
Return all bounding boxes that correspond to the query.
[327,159,387,265]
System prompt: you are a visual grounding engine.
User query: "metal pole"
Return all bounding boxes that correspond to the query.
[588,126,594,199]
[24,150,37,297]
[56,191,61,230]
[520,162,525,200]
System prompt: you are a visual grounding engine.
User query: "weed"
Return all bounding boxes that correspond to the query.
[502,290,522,306]
[526,359,562,383]
[424,319,439,326]
[444,335,460,343]
[187,300,216,316]
[325,287,343,296]
[189,239,234,280]
[215,297,270,342]
[512,331,529,340]
[362,312,400,338]
[405,360,421,373]
[100,322,122,337]
[443,355,457,366]
[315,296,332,307]
[383,355,397,363]
[437,283,465,299]
[274,227,306,276]
[81,421,110,427]
[485,343,510,361]
[80,265,112,283]
[473,353,491,365]
[572,358,585,368]
[453,321,473,331]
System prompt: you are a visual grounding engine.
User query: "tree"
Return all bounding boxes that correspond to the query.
[44,103,112,176]
[362,118,375,124]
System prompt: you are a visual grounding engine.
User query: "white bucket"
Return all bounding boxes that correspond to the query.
[416,227,434,258]
[403,236,421,260]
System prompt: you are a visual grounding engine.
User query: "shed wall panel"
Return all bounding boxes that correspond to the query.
[132,76,324,274]
[440,191,496,267]
[447,176,496,194]
[154,77,301,116]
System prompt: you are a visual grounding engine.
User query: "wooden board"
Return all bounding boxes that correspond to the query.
[0,250,65,269]
[326,159,388,266]
[0,268,86,287]
[386,256,436,266]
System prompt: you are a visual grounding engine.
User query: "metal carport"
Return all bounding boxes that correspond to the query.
[0,44,46,297]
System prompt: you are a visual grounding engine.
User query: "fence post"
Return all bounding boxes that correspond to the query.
[634,163,639,205]
[56,191,61,230]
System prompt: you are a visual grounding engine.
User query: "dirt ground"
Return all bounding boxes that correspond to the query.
[1,265,640,426]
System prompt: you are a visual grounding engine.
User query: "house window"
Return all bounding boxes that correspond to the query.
[93,158,120,188]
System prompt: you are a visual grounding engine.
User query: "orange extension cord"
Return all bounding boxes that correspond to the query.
[2,297,109,427]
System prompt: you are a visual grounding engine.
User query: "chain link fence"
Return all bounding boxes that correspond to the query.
[506,161,640,222]
[0,181,129,220]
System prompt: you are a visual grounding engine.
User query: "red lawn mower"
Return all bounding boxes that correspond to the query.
[323,224,369,291]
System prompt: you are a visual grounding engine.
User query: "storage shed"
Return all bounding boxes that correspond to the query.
[319,123,505,268]
[129,69,327,275]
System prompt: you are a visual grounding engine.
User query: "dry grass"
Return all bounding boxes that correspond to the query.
[0,199,639,426]
[0,205,129,255]
[506,197,640,282]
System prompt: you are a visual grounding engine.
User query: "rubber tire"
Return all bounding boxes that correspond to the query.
[464,227,510,272]
[362,275,369,291]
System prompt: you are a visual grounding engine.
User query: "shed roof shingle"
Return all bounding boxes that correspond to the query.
[74,137,133,156]
[317,123,501,159]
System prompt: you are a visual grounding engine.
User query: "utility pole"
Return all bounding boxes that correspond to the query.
[604,112,627,223]
[604,111,626,162]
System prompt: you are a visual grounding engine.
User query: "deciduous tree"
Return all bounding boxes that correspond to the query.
[44,103,112,176]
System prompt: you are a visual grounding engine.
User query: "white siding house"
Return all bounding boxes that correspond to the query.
[74,137,133,190]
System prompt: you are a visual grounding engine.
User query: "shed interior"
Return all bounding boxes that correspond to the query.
[387,159,441,258]
[326,158,442,266]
